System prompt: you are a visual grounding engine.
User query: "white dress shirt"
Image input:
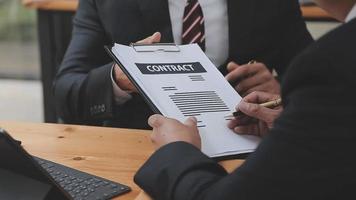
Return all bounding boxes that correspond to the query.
[113,0,229,104]
[168,0,229,67]
[345,4,356,23]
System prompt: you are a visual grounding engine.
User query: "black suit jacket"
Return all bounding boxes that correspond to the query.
[54,0,312,128]
[134,19,356,200]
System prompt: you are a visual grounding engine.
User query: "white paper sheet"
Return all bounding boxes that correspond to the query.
[111,43,260,157]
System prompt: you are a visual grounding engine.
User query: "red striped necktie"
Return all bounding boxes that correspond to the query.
[182,0,206,51]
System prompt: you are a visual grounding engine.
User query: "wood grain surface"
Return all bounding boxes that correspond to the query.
[0,121,244,199]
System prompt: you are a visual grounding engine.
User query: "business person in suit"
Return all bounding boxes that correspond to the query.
[134,0,356,199]
[54,0,312,128]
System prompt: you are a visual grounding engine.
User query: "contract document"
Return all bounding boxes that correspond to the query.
[107,43,260,158]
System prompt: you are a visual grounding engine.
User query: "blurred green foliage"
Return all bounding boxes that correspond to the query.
[0,0,37,42]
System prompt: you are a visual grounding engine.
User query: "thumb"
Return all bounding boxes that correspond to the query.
[148,114,166,128]
[150,32,161,43]
[137,32,161,44]
[184,117,198,127]
[238,101,273,122]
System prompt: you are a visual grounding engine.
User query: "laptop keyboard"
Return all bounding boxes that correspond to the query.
[34,157,131,200]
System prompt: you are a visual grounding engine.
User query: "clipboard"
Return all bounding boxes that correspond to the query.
[104,44,179,115]
[105,42,260,158]
[130,43,180,52]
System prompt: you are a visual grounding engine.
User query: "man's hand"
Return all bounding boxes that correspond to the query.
[225,61,281,96]
[113,32,162,92]
[228,91,283,137]
[148,114,201,150]
[136,32,162,44]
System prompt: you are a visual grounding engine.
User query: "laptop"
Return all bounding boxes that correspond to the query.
[0,128,131,200]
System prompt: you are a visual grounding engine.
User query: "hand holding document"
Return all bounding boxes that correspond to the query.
[107,43,261,158]
[112,32,162,93]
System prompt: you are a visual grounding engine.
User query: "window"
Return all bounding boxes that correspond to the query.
[0,0,39,80]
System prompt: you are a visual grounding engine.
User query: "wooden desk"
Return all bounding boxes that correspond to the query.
[0,121,244,199]
[301,5,334,21]
[23,0,78,11]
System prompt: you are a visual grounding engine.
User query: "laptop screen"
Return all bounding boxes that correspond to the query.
[0,129,71,200]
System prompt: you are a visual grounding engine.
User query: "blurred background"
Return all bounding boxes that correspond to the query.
[0,0,340,123]
[0,0,42,122]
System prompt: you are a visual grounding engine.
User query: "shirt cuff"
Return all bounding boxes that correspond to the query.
[111,65,132,105]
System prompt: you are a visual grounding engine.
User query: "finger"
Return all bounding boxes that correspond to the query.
[238,101,277,123]
[242,91,280,104]
[114,65,137,91]
[148,114,166,128]
[114,64,123,76]
[225,64,253,83]
[227,119,238,129]
[150,32,161,43]
[234,125,259,136]
[137,32,161,44]
[235,70,273,94]
[226,62,268,84]
[228,115,255,129]
[126,82,138,92]
[226,62,240,72]
[115,72,137,91]
[137,34,154,44]
[244,80,281,96]
[184,117,197,127]
[130,85,138,93]
[117,73,129,81]
[113,63,120,69]
[227,116,249,129]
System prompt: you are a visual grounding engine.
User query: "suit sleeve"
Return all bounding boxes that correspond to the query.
[136,125,324,200]
[135,118,354,200]
[53,0,116,124]
[274,0,313,77]
[134,131,318,200]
